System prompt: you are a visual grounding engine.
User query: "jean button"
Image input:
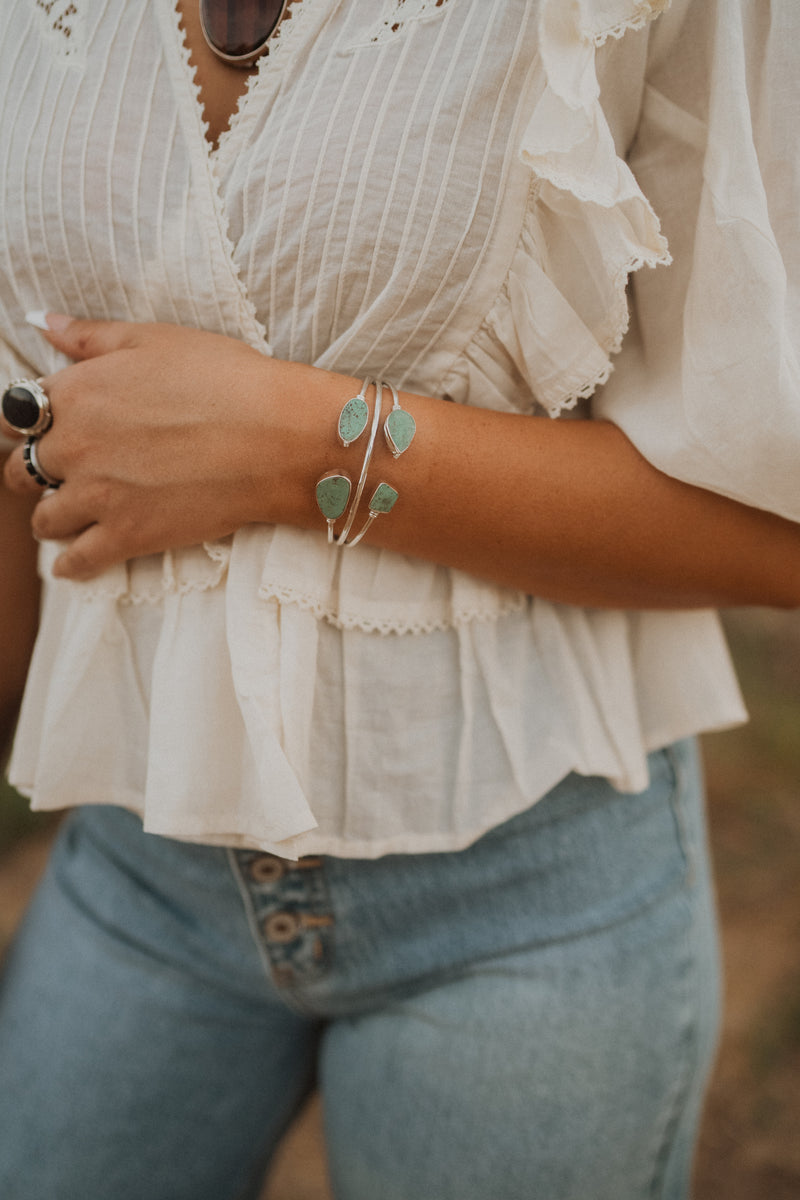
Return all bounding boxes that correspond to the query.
[263,911,301,944]
[249,854,286,884]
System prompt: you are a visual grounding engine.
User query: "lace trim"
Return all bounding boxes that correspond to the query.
[598,243,670,346]
[585,1,672,47]
[538,241,670,418]
[117,578,223,606]
[55,564,527,633]
[263,0,308,53]
[43,543,232,605]
[442,210,671,421]
[552,361,614,416]
[256,580,528,635]
[45,530,527,634]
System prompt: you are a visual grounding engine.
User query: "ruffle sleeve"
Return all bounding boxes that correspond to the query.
[440,0,671,419]
[594,0,800,523]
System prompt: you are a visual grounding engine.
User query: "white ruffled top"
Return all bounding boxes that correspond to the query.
[4,0,795,857]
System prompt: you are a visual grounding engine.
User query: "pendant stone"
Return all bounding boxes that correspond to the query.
[316,473,351,521]
[1,385,40,431]
[384,408,416,458]
[338,395,370,447]
[368,482,399,514]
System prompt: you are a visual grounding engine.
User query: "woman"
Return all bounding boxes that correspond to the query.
[0,1,798,1197]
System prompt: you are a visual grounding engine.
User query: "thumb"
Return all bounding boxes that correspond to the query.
[25,311,138,361]
[51,523,120,582]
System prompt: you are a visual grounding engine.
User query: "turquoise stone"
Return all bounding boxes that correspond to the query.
[369,482,399,514]
[384,407,416,456]
[338,395,370,446]
[316,474,351,521]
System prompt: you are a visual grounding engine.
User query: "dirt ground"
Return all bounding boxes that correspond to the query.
[690,610,800,1200]
[1,608,798,1199]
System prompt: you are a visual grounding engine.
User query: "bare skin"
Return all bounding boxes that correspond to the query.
[2,12,800,611]
[176,0,253,147]
[0,480,39,753]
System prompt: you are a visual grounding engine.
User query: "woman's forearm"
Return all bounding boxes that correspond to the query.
[282,380,800,610]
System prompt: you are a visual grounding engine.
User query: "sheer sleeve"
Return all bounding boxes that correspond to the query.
[594,0,800,523]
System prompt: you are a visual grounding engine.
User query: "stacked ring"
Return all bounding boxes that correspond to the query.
[23,437,61,489]
[1,378,53,436]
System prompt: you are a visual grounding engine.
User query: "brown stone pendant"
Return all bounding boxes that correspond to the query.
[199,0,291,67]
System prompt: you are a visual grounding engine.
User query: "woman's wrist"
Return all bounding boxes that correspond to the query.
[241,360,424,533]
[241,358,370,531]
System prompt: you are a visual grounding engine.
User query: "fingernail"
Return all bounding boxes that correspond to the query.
[25,310,51,330]
[25,311,73,331]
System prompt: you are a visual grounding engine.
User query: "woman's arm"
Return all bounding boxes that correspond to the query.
[0,466,40,754]
[2,317,799,610]
[371,396,800,610]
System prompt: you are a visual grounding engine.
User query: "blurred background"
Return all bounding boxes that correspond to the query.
[1,607,798,1200]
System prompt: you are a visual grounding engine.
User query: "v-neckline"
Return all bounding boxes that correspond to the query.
[175,0,255,152]
[153,0,285,349]
[154,0,327,354]
[167,0,310,161]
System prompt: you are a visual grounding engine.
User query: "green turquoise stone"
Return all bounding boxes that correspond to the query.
[385,407,416,456]
[316,474,351,521]
[369,482,399,514]
[338,395,369,445]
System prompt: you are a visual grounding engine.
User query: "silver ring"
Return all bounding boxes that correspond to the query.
[23,437,61,489]
[2,378,53,436]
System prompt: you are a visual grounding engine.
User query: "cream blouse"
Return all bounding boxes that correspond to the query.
[4,0,794,858]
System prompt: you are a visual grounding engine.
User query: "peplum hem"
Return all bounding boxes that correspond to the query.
[10,561,746,859]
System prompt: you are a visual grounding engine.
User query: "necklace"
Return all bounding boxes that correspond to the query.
[199,0,291,67]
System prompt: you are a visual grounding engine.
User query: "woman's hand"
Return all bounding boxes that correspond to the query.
[2,317,341,579]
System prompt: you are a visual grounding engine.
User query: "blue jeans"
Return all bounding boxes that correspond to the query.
[0,740,719,1200]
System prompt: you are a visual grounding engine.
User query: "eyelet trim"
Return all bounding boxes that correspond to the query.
[33,0,85,64]
[347,0,451,50]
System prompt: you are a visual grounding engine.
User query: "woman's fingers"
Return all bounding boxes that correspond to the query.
[3,438,61,496]
[30,487,96,545]
[2,320,302,576]
[33,313,143,362]
[50,524,118,581]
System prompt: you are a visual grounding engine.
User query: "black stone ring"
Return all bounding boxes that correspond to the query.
[23,437,61,489]
[1,378,53,436]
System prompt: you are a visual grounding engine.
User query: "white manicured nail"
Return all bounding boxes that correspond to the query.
[25,310,51,330]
